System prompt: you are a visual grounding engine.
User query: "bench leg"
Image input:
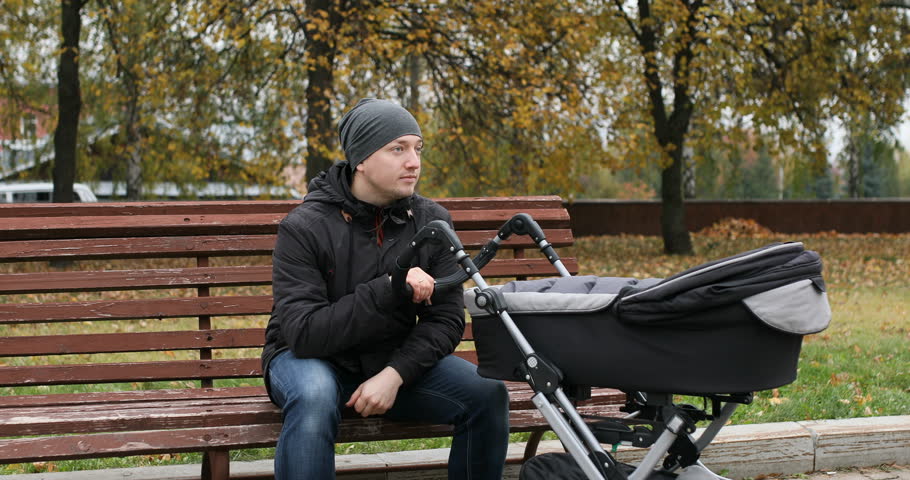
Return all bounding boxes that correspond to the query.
[202,449,230,480]
[523,431,545,461]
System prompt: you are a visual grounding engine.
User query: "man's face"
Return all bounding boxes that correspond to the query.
[354,135,422,205]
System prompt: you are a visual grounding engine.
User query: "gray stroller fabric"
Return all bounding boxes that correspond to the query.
[467,242,830,335]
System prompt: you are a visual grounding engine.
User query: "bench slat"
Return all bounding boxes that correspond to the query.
[0,387,624,438]
[0,402,622,464]
[0,296,272,324]
[0,329,265,356]
[3,214,285,240]
[0,398,281,437]
[0,358,263,386]
[0,258,577,294]
[0,266,272,294]
[2,209,568,241]
[478,258,579,277]
[0,200,301,218]
[0,229,574,262]
[0,384,622,412]
[0,386,268,409]
[0,196,565,218]
[0,235,276,261]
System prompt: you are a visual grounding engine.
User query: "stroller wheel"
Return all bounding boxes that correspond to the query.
[519,453,592,480]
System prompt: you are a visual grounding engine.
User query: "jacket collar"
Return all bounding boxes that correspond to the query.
[306,162,413,224]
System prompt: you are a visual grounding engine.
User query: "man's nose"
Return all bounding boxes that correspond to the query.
[404,149,420,168]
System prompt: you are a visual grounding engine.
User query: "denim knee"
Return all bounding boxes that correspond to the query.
[268,351,341,429]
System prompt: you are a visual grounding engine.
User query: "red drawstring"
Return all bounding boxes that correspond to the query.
[374,210,384,246]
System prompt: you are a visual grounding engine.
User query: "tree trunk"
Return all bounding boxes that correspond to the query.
[303,0,339,183]
[124,95,142,200]
[407,53,421,113]
[846,133,861,198]
[636,0,697,255]
[53,0,84,203]
[660,148,694,254]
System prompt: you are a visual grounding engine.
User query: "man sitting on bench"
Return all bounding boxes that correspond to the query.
[261,98,510,480]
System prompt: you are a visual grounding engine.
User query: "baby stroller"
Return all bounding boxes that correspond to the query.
[392,214,831,480]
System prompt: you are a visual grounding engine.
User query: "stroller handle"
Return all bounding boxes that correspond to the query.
[391,214,572,300]
[390,220,478,300]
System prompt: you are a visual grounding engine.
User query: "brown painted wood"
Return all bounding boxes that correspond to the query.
[0,235,277,261]
[0,295,272,324]
[3,214,285,241]
[449,208,569,229]
[436,196,565,211]
[0,399,281,436]
[0,266,272,294]
[479,258,579,277]
[0,200,301,218]
[0,329,265,356]
[3,209,565,240]
[0,383,622,412]
[0,386,268,409]
[0,358,263,387]
[0,259,575,295]
[0,424,284,463]
[0,400,623,463]
[202,449,231,480]
[0,196,563,218]
[0,229,573,262]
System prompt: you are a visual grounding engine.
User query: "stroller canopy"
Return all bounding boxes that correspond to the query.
[468,242,830,336]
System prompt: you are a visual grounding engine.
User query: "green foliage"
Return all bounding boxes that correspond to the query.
[693,138,780,200]
[838,130,902,198]
[899,149,910,196]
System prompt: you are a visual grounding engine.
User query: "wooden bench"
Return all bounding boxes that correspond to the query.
[0,195,625,479]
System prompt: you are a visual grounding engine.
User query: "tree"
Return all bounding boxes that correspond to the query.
[53,0,88,203]
[80,0,303,198]
[596,0,910,253]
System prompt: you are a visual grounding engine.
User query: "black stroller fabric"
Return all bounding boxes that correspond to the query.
[468,242,831,394]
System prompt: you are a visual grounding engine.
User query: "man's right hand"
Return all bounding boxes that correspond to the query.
[405,267,434,304]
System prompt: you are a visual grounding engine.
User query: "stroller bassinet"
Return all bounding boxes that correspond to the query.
[467,242,831,394]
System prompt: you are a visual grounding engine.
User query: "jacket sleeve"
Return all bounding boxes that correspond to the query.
[385,209,466,386]
[271,216,401,358]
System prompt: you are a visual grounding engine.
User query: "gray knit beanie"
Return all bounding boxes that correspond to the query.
[338,98,422,170]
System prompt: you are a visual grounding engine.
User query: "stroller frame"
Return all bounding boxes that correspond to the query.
[392,215,773,480]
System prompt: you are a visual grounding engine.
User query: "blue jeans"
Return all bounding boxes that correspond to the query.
[267,350,510,480]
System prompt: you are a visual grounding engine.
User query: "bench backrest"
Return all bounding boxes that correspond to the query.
[0,196,576,392]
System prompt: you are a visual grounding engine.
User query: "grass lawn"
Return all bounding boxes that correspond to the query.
[2,231,907,474]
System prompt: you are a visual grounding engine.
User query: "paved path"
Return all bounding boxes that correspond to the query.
[1,416,907,479]
[789,465,910,480]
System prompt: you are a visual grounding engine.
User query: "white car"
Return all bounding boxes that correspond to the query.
[0,182,98,203]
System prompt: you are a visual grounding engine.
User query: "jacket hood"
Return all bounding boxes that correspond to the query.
[306,162,413,225]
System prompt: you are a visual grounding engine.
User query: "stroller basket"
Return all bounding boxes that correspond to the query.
[467,242,831,394]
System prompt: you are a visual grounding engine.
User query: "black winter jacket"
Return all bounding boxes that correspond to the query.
[261,163,465,402]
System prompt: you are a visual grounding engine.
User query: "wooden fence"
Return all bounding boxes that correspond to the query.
[566,199,910,236]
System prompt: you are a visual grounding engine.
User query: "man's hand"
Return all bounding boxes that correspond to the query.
[406,267,435,304]
[345,366,404,417]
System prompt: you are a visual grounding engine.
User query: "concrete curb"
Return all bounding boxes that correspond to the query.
[3,415,908,480]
